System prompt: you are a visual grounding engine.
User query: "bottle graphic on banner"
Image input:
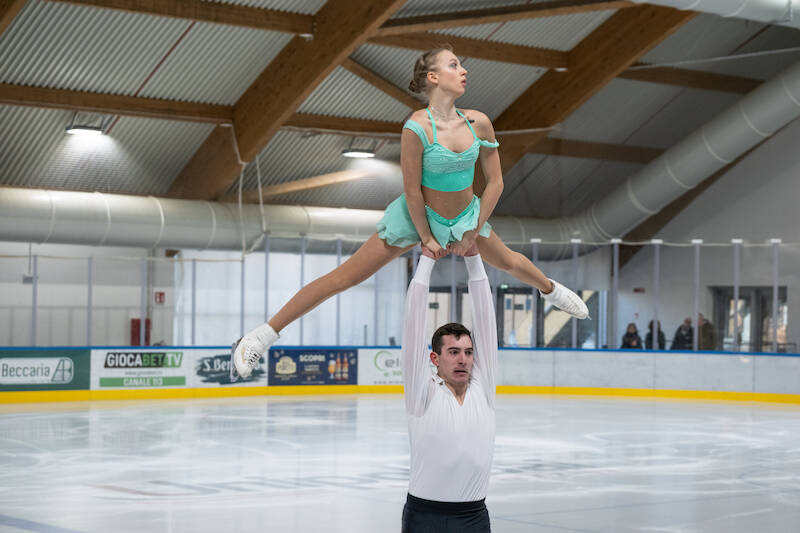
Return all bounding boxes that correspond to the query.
[335,354,343,381]
[342,354,349,381]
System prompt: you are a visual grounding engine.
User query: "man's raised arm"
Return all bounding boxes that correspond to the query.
[465,253,498,408]
[402,254,435,417]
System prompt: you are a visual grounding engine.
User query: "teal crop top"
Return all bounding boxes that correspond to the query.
[403,109,500,192]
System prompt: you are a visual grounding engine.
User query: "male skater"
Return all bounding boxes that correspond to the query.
[401,244,497,533]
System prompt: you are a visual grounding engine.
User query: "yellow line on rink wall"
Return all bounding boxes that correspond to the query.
[496,386,800,404]
[0,385,405,404]
[1,385,798,405]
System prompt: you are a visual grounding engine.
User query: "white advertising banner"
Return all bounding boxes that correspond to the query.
[357,348,403,386]
[91,349,190,390]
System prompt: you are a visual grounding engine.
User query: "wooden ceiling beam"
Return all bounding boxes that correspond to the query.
[487,5,696,186]
[47,0,633,47]
[367,32,756,94]
[285,115,663,164]
[0,75,665,167]
[376,0,634,37]
[219,137,661,206]
[0,0,27,36]
[168,0,406,200]
[619,65,762,94]
[368,32,569,70]
[46,1,757,96]
[47,0,314,34]
[284,114,400,136]
[0,82,233,123]
[341,58,420,110]
[232,0,406,162]
[219,169,372,204]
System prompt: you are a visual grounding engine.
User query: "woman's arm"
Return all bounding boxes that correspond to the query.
[475,112,503,230]
[401,127,446,258]
[449,111,503,256]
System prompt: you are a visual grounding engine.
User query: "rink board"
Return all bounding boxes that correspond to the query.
[1,346,799,404]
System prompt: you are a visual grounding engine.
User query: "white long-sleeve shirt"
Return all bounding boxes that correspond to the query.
[402,254,498,502]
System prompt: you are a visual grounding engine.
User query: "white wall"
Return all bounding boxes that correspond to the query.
[0,241,409,348]
[0,242,174,346]
[173,248,408,348]
[616,117,800,349]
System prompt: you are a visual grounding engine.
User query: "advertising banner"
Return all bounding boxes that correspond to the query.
[0,349,90,391]
[268,348,357,386]
[192,348,267,387]
[357,348,403,386]
[91,349,189,390]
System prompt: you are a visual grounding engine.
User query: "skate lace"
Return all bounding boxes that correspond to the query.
[244,348,261,367]
[550,284,586,316]
[562,293,583,313]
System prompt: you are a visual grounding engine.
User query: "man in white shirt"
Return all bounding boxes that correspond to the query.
[401,246,497,533]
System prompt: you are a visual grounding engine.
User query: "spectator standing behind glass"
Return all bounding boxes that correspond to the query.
[621,323,643,349]
[697,313,716,350]
[645,320,666,350]
[671,318,693,350]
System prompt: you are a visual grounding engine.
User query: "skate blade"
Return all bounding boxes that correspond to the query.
[229,339,242,383]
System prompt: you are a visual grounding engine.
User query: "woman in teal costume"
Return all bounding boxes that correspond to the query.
[231,46,588,378]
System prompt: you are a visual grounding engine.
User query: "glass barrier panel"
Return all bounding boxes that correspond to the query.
[659,244,696,352]
[0,255,33,346]
[36,256,88,346]
[616,242,649,351]
[92,255,148,346]
[741,242,786,352]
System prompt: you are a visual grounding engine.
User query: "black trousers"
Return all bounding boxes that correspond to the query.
[401,493,490,533]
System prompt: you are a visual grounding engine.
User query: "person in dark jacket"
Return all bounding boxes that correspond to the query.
[645,320,666,350]
[671,318,693,350]
[621,323,643,349]
[697,313,716,351]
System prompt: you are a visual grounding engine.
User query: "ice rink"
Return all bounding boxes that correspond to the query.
[1,394,799,533]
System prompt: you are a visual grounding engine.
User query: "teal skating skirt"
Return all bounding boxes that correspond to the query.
[376,194,492,249]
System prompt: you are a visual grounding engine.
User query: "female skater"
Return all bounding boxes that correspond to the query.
[232,46,588,378]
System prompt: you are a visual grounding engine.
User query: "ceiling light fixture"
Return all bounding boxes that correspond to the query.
[342,136,375,158]
[65,112,105,136]
[342,148,375,158]
[65,125,104,136]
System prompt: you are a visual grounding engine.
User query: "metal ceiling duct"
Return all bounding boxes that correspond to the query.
[629,0,798,29]
[0,187,384,250]
[2,59,800,257]
[0,186,567,252]
[580,57,800,240]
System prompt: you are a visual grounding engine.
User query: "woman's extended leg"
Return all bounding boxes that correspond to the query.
[476,231,588,318]
[269,233,413,332]
[232,234,413,378]
[475,231,552,291]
